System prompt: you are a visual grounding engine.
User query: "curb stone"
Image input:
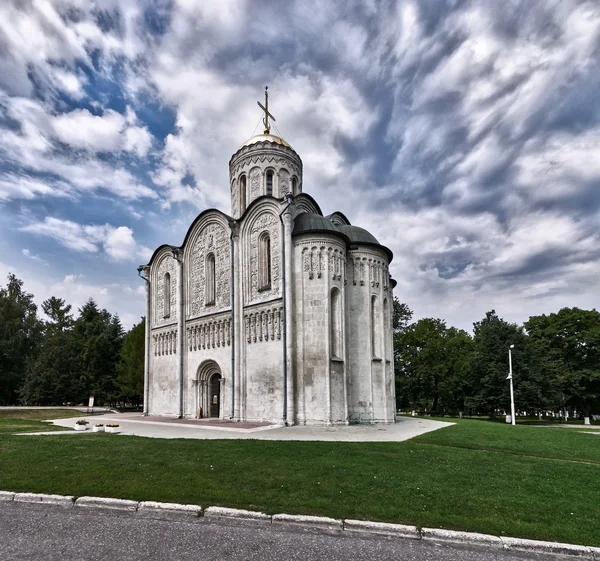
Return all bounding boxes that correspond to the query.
[75,497,138,512]
[14,493,73,507]
[137,501,202,519]
[344,520,420,539]
[203,506,270,522]
[0,490,597,557]
[501,537,593,558]
[422,528,502,548]
[272,513,342,530]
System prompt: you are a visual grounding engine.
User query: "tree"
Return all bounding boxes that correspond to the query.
[116,318,145,406]
[467,310,560,418]
[525,308,600,417]
[20,297,79,405]
[395,317,473,413]
[72,299,124,405]
[0,274,41,405]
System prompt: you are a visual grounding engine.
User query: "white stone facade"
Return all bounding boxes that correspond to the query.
[142,134,396,424]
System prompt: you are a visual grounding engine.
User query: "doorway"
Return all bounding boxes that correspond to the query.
[209,373,221,418]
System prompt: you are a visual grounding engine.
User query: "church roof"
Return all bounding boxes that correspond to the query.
[336,224,380,246]
[293,213,349,241]
[293,213,393,261]
[239,134,292,150]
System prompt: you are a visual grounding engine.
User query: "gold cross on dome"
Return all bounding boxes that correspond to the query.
[257,86,276,134]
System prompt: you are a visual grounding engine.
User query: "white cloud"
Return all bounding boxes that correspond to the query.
[21,217,150,262]
[22,249,48,266]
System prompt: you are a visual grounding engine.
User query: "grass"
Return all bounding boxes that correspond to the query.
[0,409,85,434]
[0,414,599,546]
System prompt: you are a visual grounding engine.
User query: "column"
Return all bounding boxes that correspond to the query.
[283,203,294,424]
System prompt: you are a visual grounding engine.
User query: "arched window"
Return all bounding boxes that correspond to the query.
[163,272,171,318]
[331,288,342,359]
[258,233,271,290]
[266,170,273,196]
[205,253,215,305]
[371,295,378,358]
[292,177,298,195]
[239,175,247,214]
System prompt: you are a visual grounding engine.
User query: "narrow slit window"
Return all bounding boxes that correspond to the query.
[266,171,273,196]
[371,295,378,358]
[259,233,271,290]
[206,253,216,305]
[292,177,298,195]
[240,175,246,214]
[163,272,171,318]
[331,288,341,359]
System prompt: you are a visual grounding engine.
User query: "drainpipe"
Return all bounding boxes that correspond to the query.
[137,266,150,415]
[279,194,293,425]
[172,248,184,418]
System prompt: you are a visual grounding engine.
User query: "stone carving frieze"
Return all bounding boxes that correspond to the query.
[296,240,346,282]
[189,222,231,317]
[187,313,232,351]
[244,304,282,344]
[152,328,177,356]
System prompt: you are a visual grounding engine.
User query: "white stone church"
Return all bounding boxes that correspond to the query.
[140,93,396,424]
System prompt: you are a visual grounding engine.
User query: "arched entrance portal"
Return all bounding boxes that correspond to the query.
[209,373,221,418]
[196,360,223,419]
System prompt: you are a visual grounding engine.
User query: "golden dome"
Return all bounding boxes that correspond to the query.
[240,134,292,150]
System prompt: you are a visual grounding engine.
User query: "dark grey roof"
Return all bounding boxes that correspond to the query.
[293,212,343,236]
[293,213,393,261]
[336,224,380,245]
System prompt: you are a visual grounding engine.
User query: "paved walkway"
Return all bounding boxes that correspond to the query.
[40,413,452,441]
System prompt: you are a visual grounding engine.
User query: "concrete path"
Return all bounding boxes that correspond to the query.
[0,501,554,561]
[42,413,453,441]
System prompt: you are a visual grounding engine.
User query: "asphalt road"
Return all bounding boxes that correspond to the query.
[0,502,553,561]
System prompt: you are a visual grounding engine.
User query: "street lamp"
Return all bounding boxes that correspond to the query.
[506,345,516,426]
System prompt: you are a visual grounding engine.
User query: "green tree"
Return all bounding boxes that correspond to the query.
[0,274,41,405]
[72,299,124,405]
[116,318,145,406]
[395,317,473,413]
[20,297,81,405]
[525,308,600,417]
[468,310,559,418]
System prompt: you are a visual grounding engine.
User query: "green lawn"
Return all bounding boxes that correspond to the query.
[0,415,598,546]
[0,409,85,434]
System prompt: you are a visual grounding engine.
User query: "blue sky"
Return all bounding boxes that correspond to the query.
[1,0,599,330]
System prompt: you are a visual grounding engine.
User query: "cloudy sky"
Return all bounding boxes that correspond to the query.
[1,0,599,331]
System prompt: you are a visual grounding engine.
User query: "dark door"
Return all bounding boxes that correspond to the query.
[210,374,221,418]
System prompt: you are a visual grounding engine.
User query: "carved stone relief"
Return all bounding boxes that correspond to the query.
[189,222,231,317]
[244,305,282,343]
[247,212,280,303]
[187,314,232,350]
[296,241,346,281]
[278,168,290,196]
[154,255,177,326]
[152,329,177,356]
[249,167,261,199]
[231,179,239,218]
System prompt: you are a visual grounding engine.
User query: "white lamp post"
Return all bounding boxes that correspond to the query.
[507,345,516,426]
